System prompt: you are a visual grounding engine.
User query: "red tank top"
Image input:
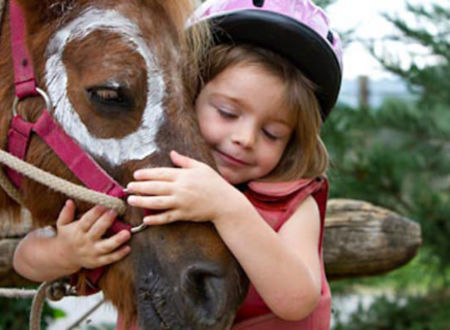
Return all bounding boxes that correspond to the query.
[232,177,331,330]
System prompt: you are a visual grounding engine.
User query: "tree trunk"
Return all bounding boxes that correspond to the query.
[0,200,422,286]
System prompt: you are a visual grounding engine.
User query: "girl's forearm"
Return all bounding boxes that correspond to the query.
[13,229,80,282]
[212,197,320,321]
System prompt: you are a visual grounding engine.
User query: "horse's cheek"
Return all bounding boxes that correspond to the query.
[102,255,137,321]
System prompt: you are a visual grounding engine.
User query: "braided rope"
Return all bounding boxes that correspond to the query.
[0,162,24,205]
[29,282,50,330]
[0,150,149,329]
[28,280,78,330]
[0,287,36,298]
[0,149,126,214]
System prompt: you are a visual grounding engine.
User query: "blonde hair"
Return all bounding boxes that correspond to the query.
[199,44,329,181]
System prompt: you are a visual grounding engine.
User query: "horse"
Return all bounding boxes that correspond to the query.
[0,0,248,329]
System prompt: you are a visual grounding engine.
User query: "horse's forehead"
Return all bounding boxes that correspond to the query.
[50,8,141,50]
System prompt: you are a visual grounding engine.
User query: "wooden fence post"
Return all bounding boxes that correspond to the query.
[0,202,422,286]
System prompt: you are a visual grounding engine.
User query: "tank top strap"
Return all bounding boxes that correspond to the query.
[310,177,328,254]
[244,177,327,231]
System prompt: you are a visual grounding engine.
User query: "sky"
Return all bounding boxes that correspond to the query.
[326,0,445,80]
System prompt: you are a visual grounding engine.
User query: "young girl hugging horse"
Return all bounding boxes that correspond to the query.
[126,0,343,328]
[14,0,342,328]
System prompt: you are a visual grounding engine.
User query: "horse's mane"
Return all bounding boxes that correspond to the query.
[143,0,211,111]
[168,0,212,107]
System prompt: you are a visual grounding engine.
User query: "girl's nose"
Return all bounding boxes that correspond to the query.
[231,123,256,148]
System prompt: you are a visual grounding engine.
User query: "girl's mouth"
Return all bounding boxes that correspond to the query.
[214,150,250,167]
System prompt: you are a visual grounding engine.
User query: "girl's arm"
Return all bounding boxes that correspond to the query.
[13,201,131,282]
[213,193,321,321]
[127,151,321,321]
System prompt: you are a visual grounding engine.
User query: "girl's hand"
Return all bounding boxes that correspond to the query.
[127,150,240,225]
[55,200,131,271]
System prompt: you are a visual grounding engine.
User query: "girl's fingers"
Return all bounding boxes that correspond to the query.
[78,205,107,232]
[97,230,131,254]
[96,245,131,267]
[127,195,176,210]
[56,200,76,227]
[143,210,181,225]
[88,209,117,239]
[126,181,172,195]
[170,150,202,169]
[133,167,180,181]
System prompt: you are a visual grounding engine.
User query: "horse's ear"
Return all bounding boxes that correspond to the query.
[16,0,76,25]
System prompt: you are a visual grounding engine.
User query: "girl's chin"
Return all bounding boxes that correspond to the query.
[219,168,246,185]
[225,175,254,186]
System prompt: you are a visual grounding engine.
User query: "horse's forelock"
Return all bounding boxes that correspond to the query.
[144,0,210,70]
[153,0,196,35]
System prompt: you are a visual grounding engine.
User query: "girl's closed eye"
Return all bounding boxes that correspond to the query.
[263,129,280,140]
[262,122,292,142]
[217,107,238,119]
[262,127,291,141]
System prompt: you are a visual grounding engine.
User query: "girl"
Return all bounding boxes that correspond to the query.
[126,0,343,328]
[14,0,343,328]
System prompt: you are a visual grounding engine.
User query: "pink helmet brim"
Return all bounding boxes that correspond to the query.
[207,10,342,119]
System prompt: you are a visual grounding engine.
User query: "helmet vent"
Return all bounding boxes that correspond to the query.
[253,0,265,8]
[327,31,334,44]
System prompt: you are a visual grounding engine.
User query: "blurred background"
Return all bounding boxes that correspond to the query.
[322,0,449,328]
[1,0,449,329]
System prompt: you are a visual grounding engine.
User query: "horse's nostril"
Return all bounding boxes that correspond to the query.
[181,262,227,324]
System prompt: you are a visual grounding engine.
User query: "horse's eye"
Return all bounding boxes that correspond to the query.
[87,86,133,113]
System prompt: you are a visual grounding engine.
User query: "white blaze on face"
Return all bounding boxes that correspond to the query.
[45,8,166,166]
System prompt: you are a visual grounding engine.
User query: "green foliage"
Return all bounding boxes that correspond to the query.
[84,325,115,330]
[0,297,64,330]
[375,3,450,107]
[315,0,336,7]
[330,248,450,297]
[323,0,450,276]
[326,2,449,328]
[333,290,450,330]
[323,99,450,276]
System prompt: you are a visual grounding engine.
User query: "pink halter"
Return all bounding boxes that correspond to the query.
[6,0,133,291]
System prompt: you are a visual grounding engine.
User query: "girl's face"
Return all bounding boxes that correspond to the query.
[195,63,294,184]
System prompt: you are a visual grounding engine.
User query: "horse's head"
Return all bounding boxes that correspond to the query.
[0,0,248,328]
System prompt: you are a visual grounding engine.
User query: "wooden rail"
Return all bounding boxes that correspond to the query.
[0,200,422,286]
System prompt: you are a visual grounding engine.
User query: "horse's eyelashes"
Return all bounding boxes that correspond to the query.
[96,89,120,100]
[87,86,134,114]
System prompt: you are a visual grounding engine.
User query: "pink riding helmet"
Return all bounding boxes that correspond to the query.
[192,0,343,120]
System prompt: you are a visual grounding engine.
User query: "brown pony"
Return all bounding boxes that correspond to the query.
[0,0,248,329]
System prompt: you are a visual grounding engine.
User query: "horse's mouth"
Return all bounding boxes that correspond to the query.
[140,290,171,329]
[138,270,181,330]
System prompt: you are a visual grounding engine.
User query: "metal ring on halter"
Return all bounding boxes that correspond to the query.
[131,223,149,234]
[12,87,53,117]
